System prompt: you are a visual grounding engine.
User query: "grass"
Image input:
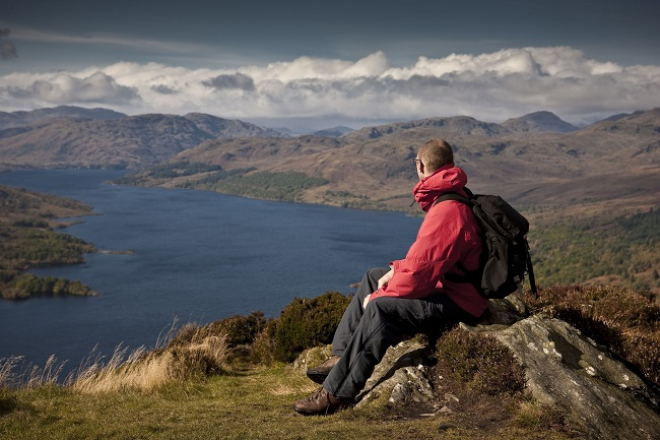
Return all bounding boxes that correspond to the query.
[0,320,577,439]
[0,363,575,440]
[5,284,657,439]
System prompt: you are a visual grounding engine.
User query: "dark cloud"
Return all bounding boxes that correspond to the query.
[203,73,255,91]
[4,72,140,104]
[0,28,18,59]
[151,84,178,94]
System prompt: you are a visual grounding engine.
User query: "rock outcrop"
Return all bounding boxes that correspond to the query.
[472,316,660,440]
[297,297,660,440]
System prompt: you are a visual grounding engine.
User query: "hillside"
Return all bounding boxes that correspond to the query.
[119,108,660,214]
[2,105,659,220]
[0,107,287,169]
[502,111,578,133]
[0,105,127,130]
[312,126,355,137]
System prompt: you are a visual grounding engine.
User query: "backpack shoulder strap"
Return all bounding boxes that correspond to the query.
[433,189,482,288]
[433,188,473,207]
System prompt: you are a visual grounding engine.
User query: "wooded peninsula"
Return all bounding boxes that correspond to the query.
[0,185,97,299]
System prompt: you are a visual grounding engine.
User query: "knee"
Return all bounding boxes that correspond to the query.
[366,267,389,278]
[365,296,397,318]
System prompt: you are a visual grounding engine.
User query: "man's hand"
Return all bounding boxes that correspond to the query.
[377,268,394,290]
[363,268,394,309]
[362,294,371,310]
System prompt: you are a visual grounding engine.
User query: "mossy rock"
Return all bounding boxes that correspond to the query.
[292,345,333,376]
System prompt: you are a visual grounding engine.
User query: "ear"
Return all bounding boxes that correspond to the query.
[417,159,425,175]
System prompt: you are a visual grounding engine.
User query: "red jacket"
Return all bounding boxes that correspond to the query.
[369,163,488,317]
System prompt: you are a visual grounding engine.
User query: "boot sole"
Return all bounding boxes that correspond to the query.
[305,371,329,385]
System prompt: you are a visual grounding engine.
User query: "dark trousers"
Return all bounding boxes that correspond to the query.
[323,267,474,400]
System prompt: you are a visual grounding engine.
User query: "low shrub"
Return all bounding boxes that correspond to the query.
[432,327,527,396]
[209,311,268,346]
[273,291,351,362]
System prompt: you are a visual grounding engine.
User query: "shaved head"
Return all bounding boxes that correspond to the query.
[418,139,454,172]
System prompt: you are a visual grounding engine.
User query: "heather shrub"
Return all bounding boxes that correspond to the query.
[432,327,526,396]
[273,291,351,362]
[167,312,267,349]
[210,311,268,346]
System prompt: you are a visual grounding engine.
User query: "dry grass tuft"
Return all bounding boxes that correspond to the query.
[71,346,172,393]
[0,355,65,389]
[0,356,22,388]
[1,320,231,394]
[71,327,230,393]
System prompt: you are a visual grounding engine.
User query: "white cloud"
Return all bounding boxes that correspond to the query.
[1,47,659,124]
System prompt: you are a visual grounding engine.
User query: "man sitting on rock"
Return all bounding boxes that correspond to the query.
[293,138,488,415]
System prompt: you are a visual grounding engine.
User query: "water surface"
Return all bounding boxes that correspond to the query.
[0,169,422,374]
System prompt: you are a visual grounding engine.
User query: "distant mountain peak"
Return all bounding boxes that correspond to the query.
[502,111,578,133]
[346,115,510,139]
[312,126,354,137]
[0,106,127,130]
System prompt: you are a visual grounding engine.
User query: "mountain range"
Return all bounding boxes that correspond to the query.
[0,106,658,215]
[0,107,286,169]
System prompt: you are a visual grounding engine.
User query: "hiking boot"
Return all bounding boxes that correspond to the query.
[305,355,340,384]
[293,386,352,416]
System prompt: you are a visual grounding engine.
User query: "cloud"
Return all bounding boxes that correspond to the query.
[2,71,139,105]
[151,84,178,95]
[203,73,255,91]
[1,47,659,124]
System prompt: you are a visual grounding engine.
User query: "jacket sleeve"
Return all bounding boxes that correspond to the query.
[369,202,468,300]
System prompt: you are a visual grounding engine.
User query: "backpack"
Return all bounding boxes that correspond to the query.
[435,188,537,300]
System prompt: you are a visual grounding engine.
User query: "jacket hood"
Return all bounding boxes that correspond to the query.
[412,163,468,212]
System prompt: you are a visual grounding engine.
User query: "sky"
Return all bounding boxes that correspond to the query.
[1,0,659,131]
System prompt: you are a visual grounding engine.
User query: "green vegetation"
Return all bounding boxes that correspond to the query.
[271,292,351,362]
[3,287,609,440]
[113,162,224,185]
[4,274,94,300]
[321,190,389,210]
[0,185,96,300]
[116,163,330,203]
[529,208,660,293]
[178,167,256,188]
[196,171,329,202]
[0,222,92,264]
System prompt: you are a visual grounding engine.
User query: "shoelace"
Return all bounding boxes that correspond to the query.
[307,387,329,403]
